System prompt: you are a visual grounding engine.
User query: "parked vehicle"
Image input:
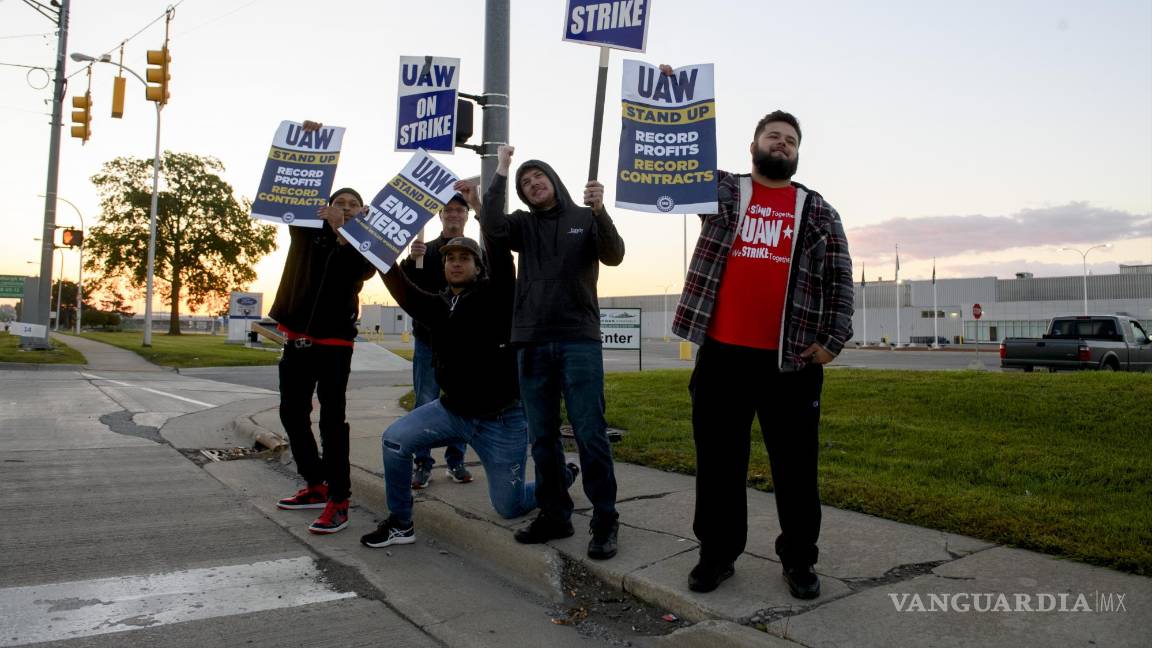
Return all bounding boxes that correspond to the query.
[999,315,1152,372]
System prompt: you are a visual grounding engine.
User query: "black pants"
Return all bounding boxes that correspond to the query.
[689,338,824,568]
[278,342,354,501]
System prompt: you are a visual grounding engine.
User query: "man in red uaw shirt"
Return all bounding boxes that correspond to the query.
[673,109,855,599]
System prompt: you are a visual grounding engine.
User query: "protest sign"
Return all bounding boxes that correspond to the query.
[616,61,716,214]
[562,0,651,52]
[251,121,345,228]
[340,150,459,273]
[396,56,460,154]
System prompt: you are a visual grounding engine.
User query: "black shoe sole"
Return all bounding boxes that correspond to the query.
[688,564,735,593]
[514,526,574,544]
[783,573,821,599]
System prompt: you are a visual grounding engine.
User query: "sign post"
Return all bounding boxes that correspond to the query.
[972,303,983,365]
[562,0,652,180]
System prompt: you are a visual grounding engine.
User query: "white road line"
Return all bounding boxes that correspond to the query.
[0,556,356,646]
[81,372,216,408]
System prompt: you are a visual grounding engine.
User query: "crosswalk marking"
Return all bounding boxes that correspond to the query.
[0,556,356,646]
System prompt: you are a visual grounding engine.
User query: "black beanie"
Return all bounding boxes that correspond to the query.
[329,187,363,205]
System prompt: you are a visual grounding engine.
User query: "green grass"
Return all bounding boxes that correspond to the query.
[74,331,281,368]
[0,333,86,364]
[605,369,1152,575]
[388,347,415,362]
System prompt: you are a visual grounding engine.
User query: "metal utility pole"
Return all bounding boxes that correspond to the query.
[480,0,510,203]
[29,0,70,349]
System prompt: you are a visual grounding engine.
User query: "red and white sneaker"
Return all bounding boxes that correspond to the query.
[308,499,349,534]
[277,484,328,510]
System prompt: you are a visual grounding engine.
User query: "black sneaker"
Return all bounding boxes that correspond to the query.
[783,565,821,599]
[513,514,574,544]
[412,464,432,490]
[360,516,416,548]
[688,559,735,592]
[564,462,580,488]
[587,517,619,560]
[447,464,473,484]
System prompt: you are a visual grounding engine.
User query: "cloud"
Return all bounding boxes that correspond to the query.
[847,202,1152,261]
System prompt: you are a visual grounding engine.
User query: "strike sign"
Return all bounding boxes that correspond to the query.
[340,149,460,273]
[396,56,460,154]
[616,61,716,213]
[563,0,651,52]
[251,121,344,228]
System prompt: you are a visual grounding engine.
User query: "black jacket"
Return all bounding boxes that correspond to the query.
[381,235,517,418]
[480,162,625,344]
[269,222,376,341]
[399,234,452,343]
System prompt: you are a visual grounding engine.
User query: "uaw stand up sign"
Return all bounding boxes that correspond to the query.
[251,121,345,228]
[339,149,460,273]
[615,61,716,214]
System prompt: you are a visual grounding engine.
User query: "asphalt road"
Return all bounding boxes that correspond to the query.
[0,366,649,647]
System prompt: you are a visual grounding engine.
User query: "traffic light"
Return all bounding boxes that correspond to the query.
[70,92,92,142]
[61,228,83,248]
[145,46,170,105]
[111,75,126,118]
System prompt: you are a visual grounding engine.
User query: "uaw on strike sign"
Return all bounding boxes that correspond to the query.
[396,56,460,154]
[251,121,345,227]
[340,150,459,273]
[616,61,716,213]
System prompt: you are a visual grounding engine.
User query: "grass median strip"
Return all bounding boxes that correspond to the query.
[0,333,86,364]
[605,369,1152,575]
[74,331,281,368]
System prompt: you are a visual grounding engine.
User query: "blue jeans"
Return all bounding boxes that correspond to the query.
[382,400,535,522]
[519,340,617,522]
[412,337,466,469]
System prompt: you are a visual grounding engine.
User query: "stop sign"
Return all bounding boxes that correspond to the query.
[972,303,983,320]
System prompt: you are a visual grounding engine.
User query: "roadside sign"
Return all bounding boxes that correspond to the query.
[0,275,24,298]
[973,303,983,320]
[7,321,46,338]
[601,308,641,349]
[395,56,460,154]
[562,0,651,51]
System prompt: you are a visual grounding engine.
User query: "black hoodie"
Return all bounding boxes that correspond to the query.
[269,222,376,341]
[380,235,516,418]
[480,160,625,344]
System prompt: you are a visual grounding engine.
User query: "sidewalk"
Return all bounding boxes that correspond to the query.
[50,332,166,372]
[240,383,1151,648]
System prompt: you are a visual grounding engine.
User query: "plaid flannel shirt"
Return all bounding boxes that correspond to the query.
[673,171,854,371]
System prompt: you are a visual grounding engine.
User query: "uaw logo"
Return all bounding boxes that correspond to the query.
[281,212,295,224]
[656,195,676,212]
[359,240,371,253]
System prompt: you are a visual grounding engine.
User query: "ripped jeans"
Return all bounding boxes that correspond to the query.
[381,399,534,523]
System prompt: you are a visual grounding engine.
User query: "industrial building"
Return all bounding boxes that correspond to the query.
[600,265,1152,345]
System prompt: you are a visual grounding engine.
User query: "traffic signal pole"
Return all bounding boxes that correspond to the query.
[30,0,70,350]
[480,0,509,204]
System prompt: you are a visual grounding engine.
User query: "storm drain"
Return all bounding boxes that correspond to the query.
[199,447,263,462]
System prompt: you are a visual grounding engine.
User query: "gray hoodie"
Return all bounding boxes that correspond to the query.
[480,160,625,344]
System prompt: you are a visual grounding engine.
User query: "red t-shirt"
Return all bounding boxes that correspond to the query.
[707,183,797,349]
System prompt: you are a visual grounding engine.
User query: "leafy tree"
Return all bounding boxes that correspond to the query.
[85,152,277,335]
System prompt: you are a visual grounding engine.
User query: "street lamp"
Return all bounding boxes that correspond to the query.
[1057,244,1112,315]
[71,51,163,347]
[43,195,84,334]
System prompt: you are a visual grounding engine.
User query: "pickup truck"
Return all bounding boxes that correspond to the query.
[999,315,1152,372]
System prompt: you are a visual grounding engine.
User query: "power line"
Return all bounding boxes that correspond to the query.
[0,32,53,40]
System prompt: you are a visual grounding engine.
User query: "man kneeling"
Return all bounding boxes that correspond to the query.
[361,183,575,548]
